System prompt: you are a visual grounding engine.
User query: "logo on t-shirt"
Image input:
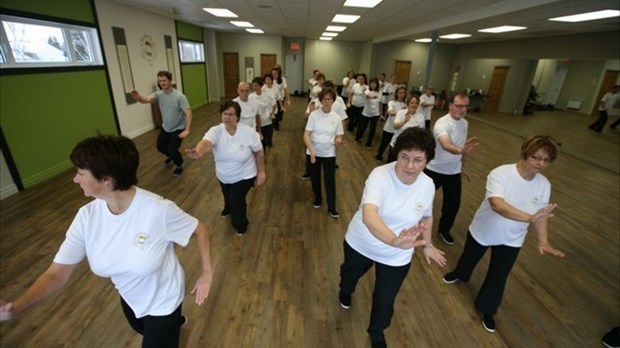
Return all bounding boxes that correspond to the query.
[415,202,423,211]
[531,196,540,206]
[133,232,150,250]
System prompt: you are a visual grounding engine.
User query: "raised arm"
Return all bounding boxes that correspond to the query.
[190,222,214,305]
[185,139,214,160]
[437,134,478,155]
[130,90,155,104]
[361,204,426,250]
[1,262,78,321]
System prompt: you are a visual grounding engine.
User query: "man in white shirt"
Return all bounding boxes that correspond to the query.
[589,84,620,132]
[233,82,261,136]
[423,93,479,245]
[419,84,436,129]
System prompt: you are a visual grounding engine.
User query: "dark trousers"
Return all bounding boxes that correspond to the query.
[387,146,397,163]
[339,241,410,342]
[157,129,184,167]
[273,102,284,130]
[219,178,255,234]
[450,231,520,316]
[261,124,273,148]
[120,297,183,348]
[375,131,394,160]
[610,117,620,129]
[310,156,336,211]
[423,168,462,235]
[347,105,363,131]
[425,119,431,130]
[356,115,380,147]
[589,110,608,131]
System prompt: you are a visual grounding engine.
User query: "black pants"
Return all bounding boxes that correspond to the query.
[425,119,431,130]
[375,131,394,161]
[219,178,255,234]
[273,102,283,130]
[356,115,380,147]
[261,124,273,148]
[157,129,184,167]
[310,156,336,211]
[610,117,620,129]
[589,110,608,131]
[347,105,363,131]
[339,241,410,342]
[423,168,462,235]
[450,231,521,316]
[120,297,183,348]
[387,146,397,163]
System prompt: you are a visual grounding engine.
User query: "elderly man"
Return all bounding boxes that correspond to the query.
[419,84,436,129]
[233,81,262,136]
[424,93,479,245]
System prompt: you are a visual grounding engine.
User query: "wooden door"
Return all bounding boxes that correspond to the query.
[483,66,509,113]
[223,52,239,98]
[591,70,619,115]
[394,60,411,87]
[260,54,277,77]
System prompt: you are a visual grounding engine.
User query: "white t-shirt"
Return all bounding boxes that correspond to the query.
[305,108,344,158]
[54,187,198,318]
[426,113,468,175]
[345,163,435,266]
[204,123,262,184]
[419,93,436,121]
[390,110,425,147]
[306,97,348,121]
[470,164,551,247]
[310,84,322,100]
[250,92,275,127]
[350,83,367,107]
[342,76,353,97]
[362,90,382,117]
[380,82,397,104]
[384,100,406,133]
[232,97,259,129]
[262,84,281,102]
[599,92,620,111]
[273,78,288,101]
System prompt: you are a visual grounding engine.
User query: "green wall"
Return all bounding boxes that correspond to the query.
[176,21,203,42]
[0,0,118,188]
[176,20,209,107]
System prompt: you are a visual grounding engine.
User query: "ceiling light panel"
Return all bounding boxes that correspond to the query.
[478,25,527,33]
[415,38,432,43]
[203,8,238,18]
[548,9,620,22]
[344,0,383,8]
[326,25,347,32]
[322,32,338,37]
[319,37,333,41]
[332,14,360,23]
[439,33,472,39]
[246,28,264,34]
[231,21,254,28]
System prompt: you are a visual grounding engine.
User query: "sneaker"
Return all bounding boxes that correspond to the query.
[301,173,311,180]
[173,167,183,176]
[180,315,188,327]
[602,326,620,348]
[236,230,246,236]
[339,290,351,309]
[220,210,230,218]
[482,314,496,333]
[371,340,387,348]
[442,272,460,284]
[164,158,173,166]
[313,200,321,209]
[439,232,454,245]
[328,210,340,218]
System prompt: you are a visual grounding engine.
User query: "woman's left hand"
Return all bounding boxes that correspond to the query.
[538,243,565,257]
[255,171,266,186]
[423,245,447,267]
[191,271,213,305]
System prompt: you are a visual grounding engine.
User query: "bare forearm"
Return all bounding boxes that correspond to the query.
[362,206,397,245]
[194,222,213,275]
[254,151,265,173]
[13,263,75,316]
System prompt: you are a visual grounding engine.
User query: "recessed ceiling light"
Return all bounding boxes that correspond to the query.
[326,25,347,32]
[332,14,360,23]
[478,25,527,33]
[246,28,264,34]
[319,37,333,41]
[439,33,471,39]
[203,8,238,18]
[343,0,383,8]
[231,21,254,28]
[322,32,338,37]
[415,38,432,43]
[549,9,620,22]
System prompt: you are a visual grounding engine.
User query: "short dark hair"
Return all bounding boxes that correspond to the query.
[252,76,264,86]
[393,127,435,162]
[220,100,241,121]
[319,88,336,102]
[157,70,172,80]
[450,93,468,103]
[520,135,560,162]
[70,135,139,191]
[323,80,336,89]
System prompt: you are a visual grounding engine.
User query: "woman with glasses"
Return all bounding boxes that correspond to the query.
[186,101,266,236]
[339,127,446,348]
[442,135,565,334]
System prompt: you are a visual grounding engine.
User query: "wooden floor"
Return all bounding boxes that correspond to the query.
[1,98,618,347]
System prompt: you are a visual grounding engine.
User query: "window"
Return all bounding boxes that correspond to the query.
[178,40,204,63]
[0,15,103,68]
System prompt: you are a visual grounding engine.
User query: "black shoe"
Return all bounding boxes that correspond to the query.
[313,200,321,208]
[220,210,230,218]
[335,164,339,169]
[301,173,311,180]
[180,315,188,327]
[339,290,351,309]
[173,167,183,176]
[236,229,246,236]
[442,272,459,284]
[164,158,173,166]
[482,314,496,333]
[602,326,620,348]
[439,232,454,245]
[328,210,339,218]
[371,339,387,348]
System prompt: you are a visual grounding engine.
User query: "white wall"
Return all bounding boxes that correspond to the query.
[303,39,361,89]
[0,151,18,199]
[95,0,182,138]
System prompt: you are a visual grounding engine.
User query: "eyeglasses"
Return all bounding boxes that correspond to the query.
[452,104,469,109]
[397,155,426,165]
[530,154,552,163]
[222,112,237,117]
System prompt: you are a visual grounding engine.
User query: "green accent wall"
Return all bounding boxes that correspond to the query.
[176,21,203,42]
[180,64,208,108]
[0,0,94,23]
[0,70,118,188]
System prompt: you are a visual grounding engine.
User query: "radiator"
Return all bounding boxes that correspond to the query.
[566,99,582,110]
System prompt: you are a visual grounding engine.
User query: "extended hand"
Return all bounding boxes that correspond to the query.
[0,300,14,321]
[178,130,190,139]
[185,148,202,160]
[538,243,565,257]
[530,203,557,223]
[255,171,266,186]
[460,137,479,155]
[190,272,213,305]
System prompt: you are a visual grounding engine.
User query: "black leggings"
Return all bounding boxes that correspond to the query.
[120,297,183,348]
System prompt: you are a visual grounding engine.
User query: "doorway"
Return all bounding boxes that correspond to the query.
[394,60,411,87]
[223,52,239,98]
[483,66,510,113]
[285,53,303,96]
[544,64,569,106]
[260,54,277,77]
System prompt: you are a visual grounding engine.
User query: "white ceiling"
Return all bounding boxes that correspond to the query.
[114,0,620,43]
